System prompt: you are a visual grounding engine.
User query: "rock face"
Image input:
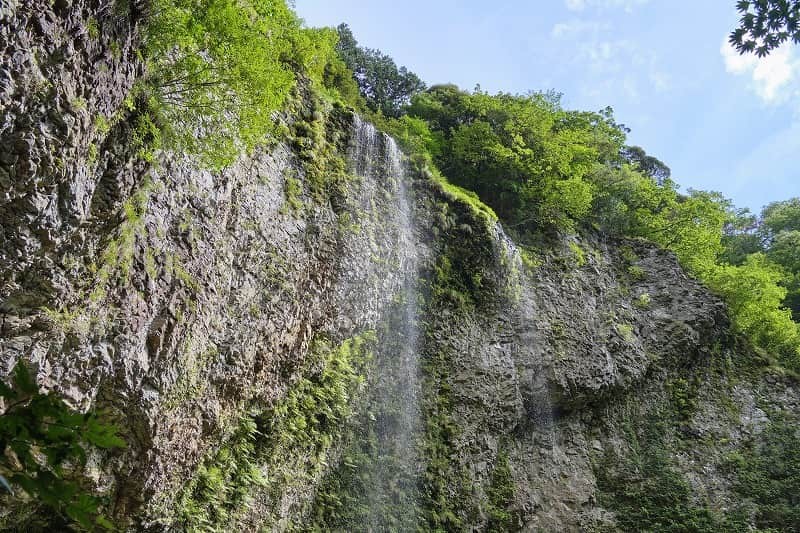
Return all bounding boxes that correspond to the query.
[2,3,799,532]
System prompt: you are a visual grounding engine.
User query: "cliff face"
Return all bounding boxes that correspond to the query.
[1,3,798,532]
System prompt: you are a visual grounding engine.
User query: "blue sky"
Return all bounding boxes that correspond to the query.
[295,0,799,213]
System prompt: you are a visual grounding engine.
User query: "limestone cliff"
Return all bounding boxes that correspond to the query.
[1,3,798,532]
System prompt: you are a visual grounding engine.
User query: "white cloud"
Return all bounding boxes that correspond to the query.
[550,19,607,39]
[565,0,649,12]
[550,30,670,100]
[721,39,799,104]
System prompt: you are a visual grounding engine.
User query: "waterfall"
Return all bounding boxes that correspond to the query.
[497,227,557,456]
[349,116,422,531]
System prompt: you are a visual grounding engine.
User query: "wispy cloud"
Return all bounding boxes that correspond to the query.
[550,19,608,39]
[564,0,649,13]
[720,40,799,105]
[550,21,670,102]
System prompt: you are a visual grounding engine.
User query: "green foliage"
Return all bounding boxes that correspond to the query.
[179,333,374,530]
[178,417,265,531]
[406,85,626,231]
[707,254,800,366]
[635,292,652,308]
[335,24,426,117]
[730,0,800,56]
[485,450,519,532]
[761,197,800,236]
[722,198,800,323]
[620,145,671,183]
[261,334,372,461]
[142,0,344,168]
[665,377,699,422]
[286,93,349,198]
[726,413,800,530]
[568,241,586,267]
[520,248,543,270]
[0,362,124,531]
[596,415,722,532]
[282,174,304,213]
[419,376,470,532]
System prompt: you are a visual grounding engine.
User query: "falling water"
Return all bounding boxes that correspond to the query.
[349,117,422,531]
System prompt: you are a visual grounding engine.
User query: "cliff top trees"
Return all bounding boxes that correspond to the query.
[335,24,426,118]
[406,85,627,230]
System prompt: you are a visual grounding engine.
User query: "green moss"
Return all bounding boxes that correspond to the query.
[163,342,218,411]
[431,172,497,227]
[635,292,652,308]
[84,181,154,307]
[485,450,519,532]
[724,413,800,529]
[620,245,639,264]
[87,17,99,39]
[93,114,111,136]
[520,248,542,270]
[169,254,200,292]
[568,241,587,268]
[144,248,158,280]
[87,142,98,166]
[69,96,87,111]
[39,305,91,337]
[666,377,700,422]
[418,364,473,531]
[595,414,724,532]
[616,323,635,343]
[283,175,304,213]
[627,264,646,281]
[287,93,349,200]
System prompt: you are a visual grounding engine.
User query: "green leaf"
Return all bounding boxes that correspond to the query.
[66,493,102,529]
[13,363,38,395]
[84,417,126,449]
[96,514,117,531]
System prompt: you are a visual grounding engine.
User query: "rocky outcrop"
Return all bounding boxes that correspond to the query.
[2,3,798,532]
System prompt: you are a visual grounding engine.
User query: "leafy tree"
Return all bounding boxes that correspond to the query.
[760,198,800,238]
[0,362,125,530]
[719,199,800,321]
[386,79,800,370]
[142,0,342,168]
[709,254,799,364]
[621,145,671,184]
[730,0,800,56]
[335,24,426,117]
[406,85,627,231]
[720,207,762,266]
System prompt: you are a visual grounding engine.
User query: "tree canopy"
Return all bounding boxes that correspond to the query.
[335,24,426,118]
[142,0,344,167]
[730,0,800,56]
